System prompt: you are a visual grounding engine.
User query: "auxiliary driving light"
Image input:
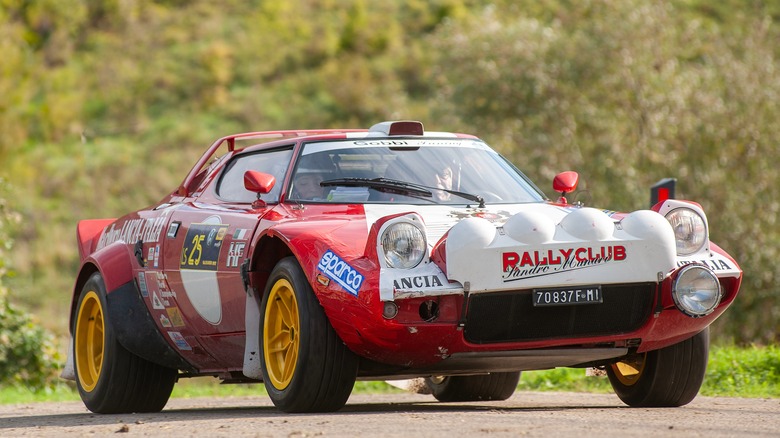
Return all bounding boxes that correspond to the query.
[382,301,399,319]
[672,264,721,317]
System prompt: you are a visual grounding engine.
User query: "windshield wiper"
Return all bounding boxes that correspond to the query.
[321,177,433,198]
[321,177,486,208]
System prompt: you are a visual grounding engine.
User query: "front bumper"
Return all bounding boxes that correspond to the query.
[327,205,741,376]
[342,275,738,374]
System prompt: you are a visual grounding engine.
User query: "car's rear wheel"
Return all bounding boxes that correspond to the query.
[260,257,358,413]
[74,273,177,413]
[425,372,521,402]
[607,328,709,407]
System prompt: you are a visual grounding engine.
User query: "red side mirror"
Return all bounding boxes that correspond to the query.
[244,170,276,194]
[553,171,579,204]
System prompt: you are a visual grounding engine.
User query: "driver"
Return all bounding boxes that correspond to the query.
[433,165,453,201]
[292,152,339,201]
[293,168,327,200]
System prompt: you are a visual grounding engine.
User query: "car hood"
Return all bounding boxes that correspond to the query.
[363,202,677,298]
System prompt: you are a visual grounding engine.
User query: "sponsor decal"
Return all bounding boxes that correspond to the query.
[677,259,732,271]
[159,314,172,328]
[317,250,364,296]
[167,331,192,350]
[354,140,412,146]
[502,245,626,282]
[393,275,444,289]
[167,222,180,239]
[152,291,165,310]
[353,139,462,147]
[138,272,148,297]
[97,217,167,250]
[180,223,229,270]
[155,272,171,292]
[166,307,185,327]
[226,242,246,268]
[449,209,512,223]
[147,245,160,269]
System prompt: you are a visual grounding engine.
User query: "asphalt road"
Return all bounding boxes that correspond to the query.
[1,391,778,437]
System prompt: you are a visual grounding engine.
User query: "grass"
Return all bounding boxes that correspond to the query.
[518,344,780,398]
[2,345,777,404]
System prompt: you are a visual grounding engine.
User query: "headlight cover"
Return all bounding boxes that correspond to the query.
[665,207,707,256]
[672,264,722,317]
[381,221,426,269]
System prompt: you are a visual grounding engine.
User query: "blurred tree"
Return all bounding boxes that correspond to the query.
[0,180,61,389]
[0,0,776,345]
[429,0,780,343]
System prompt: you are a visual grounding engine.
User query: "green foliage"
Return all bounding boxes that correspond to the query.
[705,344,780,396]
[1,345,776,403]
[429,0,780,343]
[519,367,613,394]
[0,180,61,390]
[519,345,780,398]
[0,301,62,390]
[0,0,778,347]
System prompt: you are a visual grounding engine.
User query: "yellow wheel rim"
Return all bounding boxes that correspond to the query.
[263,279,300,390]
[75,290,105,392]
[611,353,647,386]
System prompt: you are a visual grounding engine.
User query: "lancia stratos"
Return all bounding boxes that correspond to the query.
[62,120,742,413]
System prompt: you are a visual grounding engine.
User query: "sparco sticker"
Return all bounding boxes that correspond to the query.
[317,250,364,296]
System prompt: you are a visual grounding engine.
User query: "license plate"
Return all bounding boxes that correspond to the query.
[532,285,603,307]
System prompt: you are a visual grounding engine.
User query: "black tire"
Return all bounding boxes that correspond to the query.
[259,257,358,413]
[73,273,177,413]
[425,372,521,402]
[607,328,710,407]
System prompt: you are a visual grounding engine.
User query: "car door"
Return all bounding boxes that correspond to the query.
[159,146,294,370]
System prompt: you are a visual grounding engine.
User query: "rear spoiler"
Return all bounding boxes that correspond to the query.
[76,219,115,262]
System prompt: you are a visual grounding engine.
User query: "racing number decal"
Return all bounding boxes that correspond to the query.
[186,234,205,266]
[180,223,229,270]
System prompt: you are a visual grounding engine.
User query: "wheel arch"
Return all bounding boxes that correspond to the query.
[243,233,295,379]
[69,241,136,332]
[242,227,361,381]
[69,242,195,374]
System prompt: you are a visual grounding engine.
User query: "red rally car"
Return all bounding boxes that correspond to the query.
[62,120,742,413]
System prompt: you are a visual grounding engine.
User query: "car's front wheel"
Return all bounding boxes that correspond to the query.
[260,257,358,413]
[74,273,177,413]
[607,328,709,407]
[425,372,521,402]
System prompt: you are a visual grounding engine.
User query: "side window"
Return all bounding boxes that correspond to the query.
[216,147,293,203]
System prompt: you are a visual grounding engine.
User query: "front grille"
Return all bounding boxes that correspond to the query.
[464,283,656,344]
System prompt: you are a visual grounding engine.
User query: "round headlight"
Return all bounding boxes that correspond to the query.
[665,208,707,255]
[672,265,721,317]
[381,222,426,269]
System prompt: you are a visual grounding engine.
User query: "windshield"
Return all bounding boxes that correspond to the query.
[287,138,545,205]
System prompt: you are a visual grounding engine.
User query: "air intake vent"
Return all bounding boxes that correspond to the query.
[464,283,656,344]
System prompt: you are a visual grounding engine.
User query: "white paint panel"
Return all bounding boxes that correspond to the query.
[180,269,222,325]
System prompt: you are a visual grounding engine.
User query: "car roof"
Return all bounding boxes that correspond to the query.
[177,121,478,197]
